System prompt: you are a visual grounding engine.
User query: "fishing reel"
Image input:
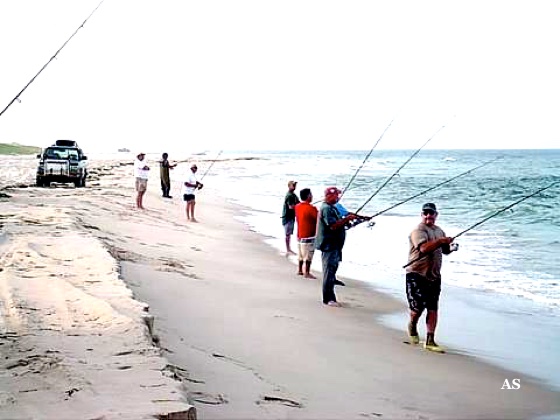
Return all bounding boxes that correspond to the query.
[345,217,375,230]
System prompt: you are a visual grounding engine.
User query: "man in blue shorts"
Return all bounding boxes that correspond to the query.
[282,180,300,256]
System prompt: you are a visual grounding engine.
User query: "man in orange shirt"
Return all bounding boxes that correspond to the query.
[294,188,318,279]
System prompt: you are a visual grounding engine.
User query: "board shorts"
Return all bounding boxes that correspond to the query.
[406,272,441,313]
[298,237,316,262]
[283,219,295,235]
[183,194,196,202]
[135,178,148,192]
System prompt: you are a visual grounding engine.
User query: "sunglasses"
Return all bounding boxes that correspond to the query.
[422,210,436,216]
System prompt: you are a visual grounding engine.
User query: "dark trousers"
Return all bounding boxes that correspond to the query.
[161,179,170,197]
[321,249,341,304]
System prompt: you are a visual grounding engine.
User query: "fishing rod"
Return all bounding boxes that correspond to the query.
[199,150,224,181]
[353,124,447,214]
[310,119,395,206]
[0,0,105,119]
[339,118,395,200]
[365,157,502,226]
[402,180,559,268]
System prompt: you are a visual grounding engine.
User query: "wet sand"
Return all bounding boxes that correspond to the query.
[0,159,559,419]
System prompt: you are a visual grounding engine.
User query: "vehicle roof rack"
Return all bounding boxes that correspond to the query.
[54,139,78,147]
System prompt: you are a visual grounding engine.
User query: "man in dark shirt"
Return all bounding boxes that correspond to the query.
[159,152,177,198]
[282,180,300,256]
[315,187,363,306]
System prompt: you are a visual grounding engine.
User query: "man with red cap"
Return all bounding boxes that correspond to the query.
[315,186,369,306]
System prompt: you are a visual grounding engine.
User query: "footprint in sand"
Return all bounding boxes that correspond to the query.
[191,391,228,405]
[256,395,303,408]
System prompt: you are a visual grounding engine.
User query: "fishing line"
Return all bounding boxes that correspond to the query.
[310,119,395,206]
[0,0,105,118]
[199,149,223,181]
[402,181,559,268]
[354,123,447,214]
[339,117,395,200]
[365,157,502,225]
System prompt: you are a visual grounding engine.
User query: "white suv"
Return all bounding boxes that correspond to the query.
[36,140,88,187]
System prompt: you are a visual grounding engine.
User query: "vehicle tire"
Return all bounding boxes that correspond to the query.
[75,176,85,188]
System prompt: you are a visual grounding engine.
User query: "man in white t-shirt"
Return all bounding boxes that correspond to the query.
[134,152,150,209]
[181,164,203,221]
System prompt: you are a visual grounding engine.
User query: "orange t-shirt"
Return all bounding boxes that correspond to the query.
[294,202,318,239]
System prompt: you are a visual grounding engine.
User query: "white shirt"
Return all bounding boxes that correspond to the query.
[181,171,198,195]
[134,158,150,179]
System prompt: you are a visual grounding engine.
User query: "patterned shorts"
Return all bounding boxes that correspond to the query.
[406,272,441,313]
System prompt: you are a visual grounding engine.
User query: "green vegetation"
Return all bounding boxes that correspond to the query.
[0,143,41,155]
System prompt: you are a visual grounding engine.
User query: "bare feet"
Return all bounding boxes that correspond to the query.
[297,271,304,276]
[304,273,317,279]
[326,301,341,307]
[287,250,296,255]
[191,218,198,223]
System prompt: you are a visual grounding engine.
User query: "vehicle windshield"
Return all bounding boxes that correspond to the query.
[44,147,80,160]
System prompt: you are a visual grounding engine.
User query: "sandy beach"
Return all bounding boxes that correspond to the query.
[1,158,559,419]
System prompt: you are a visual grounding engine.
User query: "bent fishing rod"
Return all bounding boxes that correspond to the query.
[0,0,105,119]
[346,158,499,230]
[403,180,560,268]
[365,157,502,226]
[353,123,447,214]
[339,117,395,200]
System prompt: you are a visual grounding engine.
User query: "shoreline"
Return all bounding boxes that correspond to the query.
[1,158,559,419]
[231,190,560,393]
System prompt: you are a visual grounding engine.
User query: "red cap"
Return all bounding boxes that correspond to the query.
[325,186,341,196]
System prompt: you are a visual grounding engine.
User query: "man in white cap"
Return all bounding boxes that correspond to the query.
[182,163,203,222]
[134,152,150,209]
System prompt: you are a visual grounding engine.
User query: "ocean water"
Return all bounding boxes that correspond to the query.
[2,149,559,391]
[204,149,560,313]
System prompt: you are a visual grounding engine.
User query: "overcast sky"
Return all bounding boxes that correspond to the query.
[1,1,558,153]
